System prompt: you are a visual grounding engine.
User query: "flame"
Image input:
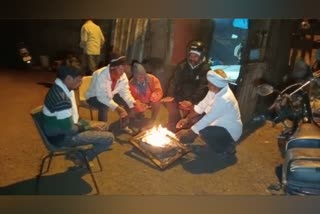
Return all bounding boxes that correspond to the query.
[142,125,177,147]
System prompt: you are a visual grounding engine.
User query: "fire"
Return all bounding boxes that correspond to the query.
[142,125,177,147]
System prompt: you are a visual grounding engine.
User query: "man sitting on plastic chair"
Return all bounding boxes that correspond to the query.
[42,64,114,168]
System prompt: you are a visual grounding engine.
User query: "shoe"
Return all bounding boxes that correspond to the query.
[65,151,93,168]
[121,126,136,136]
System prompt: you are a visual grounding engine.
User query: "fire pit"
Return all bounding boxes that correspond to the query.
[129,125,190,170]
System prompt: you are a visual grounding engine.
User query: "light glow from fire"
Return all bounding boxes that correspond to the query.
[142,125,177,147]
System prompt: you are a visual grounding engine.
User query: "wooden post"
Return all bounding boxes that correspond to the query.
[236,63,266,124]
[236,19,294,124]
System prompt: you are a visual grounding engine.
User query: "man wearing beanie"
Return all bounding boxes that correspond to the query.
[129,61,163,128]
[175,69,242,160]
[86,52,144,134]
[162,40,211,132]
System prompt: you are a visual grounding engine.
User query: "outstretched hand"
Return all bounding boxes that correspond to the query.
[176,118,189,129]
[161,97,175,103]
[134,101,150,112]
[175,128,197,143]
[178,100,193,111]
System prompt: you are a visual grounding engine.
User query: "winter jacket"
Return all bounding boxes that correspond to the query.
[167,59,210,104]
[129,74,163,104]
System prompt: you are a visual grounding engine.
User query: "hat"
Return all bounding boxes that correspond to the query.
[189,50,201,56]
[132,62,146,76]
[187,40,205,56]
[207,69,229,88]
[110,52,127,67]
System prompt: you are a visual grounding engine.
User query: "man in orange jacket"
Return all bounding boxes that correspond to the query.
[129,61,163,129]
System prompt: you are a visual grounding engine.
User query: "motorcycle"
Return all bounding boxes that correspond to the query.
[16,42,32,69]
[257,71,320,195]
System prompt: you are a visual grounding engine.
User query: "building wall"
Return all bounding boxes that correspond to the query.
[171,19,212,65]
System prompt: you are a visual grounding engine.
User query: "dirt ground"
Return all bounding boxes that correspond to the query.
[0,68,285,195]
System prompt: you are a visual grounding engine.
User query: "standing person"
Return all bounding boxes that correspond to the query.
[162,40,211,132]
[129,61,163,129]
[85,52,145,134]
[80,19,105,75]
[42,64,114,166]
[175,69,243,159]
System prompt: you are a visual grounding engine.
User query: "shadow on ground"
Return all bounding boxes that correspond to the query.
[125,149,160,170]
[181,148,238,174]
[0,169,92,195]
[124,145,237,174]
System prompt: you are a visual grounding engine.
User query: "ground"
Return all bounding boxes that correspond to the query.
[0,68,285,195]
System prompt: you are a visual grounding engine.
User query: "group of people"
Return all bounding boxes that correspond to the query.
[41,22,243,167]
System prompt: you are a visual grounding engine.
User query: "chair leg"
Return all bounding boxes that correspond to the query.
[79,151,100,195]
[96,155,103,172]
[36,153,51,194]
[90,109,94,120]
[45,155,54,174]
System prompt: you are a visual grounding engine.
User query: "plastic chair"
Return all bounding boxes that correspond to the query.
[78,76,96,120]
[30,106,103,195]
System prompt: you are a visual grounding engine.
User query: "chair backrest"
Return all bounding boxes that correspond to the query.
[30,105,57,152]
[79,76,93,101]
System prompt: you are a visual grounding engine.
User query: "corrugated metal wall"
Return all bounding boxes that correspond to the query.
[111,18,149,62]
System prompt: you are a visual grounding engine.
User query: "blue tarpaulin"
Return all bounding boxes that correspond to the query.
[232,19,248,29]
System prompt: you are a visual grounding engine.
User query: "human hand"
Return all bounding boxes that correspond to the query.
[179,100,193,111]
[115,106,128,118]
[89,123,107,131]
[176,118,189,129]
[175,129,197,143]
[150,93,160,102]
[160,96,175,103]
[134,101,149,112]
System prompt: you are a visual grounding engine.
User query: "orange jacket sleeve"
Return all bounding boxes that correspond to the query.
[148,74,163,103]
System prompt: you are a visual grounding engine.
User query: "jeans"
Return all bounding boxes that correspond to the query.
[87,96,109,122]
[56,120,114,161]
[87,95,129,122]
[199,126,236,154]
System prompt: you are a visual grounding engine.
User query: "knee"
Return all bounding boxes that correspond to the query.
[105,132,115,144]
[95,131,115,146]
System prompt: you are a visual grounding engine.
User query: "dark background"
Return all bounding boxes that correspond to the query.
[0,19,113,68]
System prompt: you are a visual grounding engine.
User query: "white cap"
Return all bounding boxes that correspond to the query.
[207,70,229,88]
[189,50,201,56]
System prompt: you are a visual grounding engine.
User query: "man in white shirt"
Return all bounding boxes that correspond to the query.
[80,19,105,75]
[86,52,145,134]
[175,69,243,157]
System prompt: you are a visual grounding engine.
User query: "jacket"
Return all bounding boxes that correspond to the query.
[167,59,210,104]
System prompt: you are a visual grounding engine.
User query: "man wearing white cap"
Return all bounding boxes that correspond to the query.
[162,40,211,132]
[175,69,243,158]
